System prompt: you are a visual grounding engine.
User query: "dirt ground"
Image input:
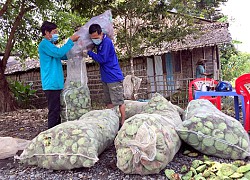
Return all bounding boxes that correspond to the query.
[0,108,249,180]
[0,109,48,140]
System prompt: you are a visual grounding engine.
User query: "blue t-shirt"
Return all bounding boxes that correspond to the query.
[196,65,205,78]
[87,34,124,83]
[38,38,74,90]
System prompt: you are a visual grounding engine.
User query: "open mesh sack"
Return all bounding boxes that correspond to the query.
[115,113,181,175]
[17,109,119,170]
[114,100,148,120]
[60,56,91,122]
[142,93,183,126]
[114,93,183,175]
[176,99,250,159]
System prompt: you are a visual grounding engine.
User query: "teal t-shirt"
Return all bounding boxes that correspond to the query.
[196,65,205,78]
[38,38,74,90]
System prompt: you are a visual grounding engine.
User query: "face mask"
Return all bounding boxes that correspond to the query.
[50,34,59,42]
[91,38,102,45]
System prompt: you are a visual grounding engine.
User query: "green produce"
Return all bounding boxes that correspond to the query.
[237,164,250,173]
[61,81,91,122]
[181,171,193,180]
[180,165,188,173]
[142,93,183,127]
[229,172,244,179]
[114,100,148,119]
[17,109,119,170]
[177,99,250,159]
[115,113,181,175]
[217,163,237,176]
[244,171,250,179]
[196,164,207,173]
[164,169,175,179]
[164,158,250,180]
[191,160,204,169]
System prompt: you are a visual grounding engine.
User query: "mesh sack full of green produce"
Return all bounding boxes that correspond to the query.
[61,56,91,122]
[17,109,119,170]
[176,99,250,159]
[115,113,181,175]
[142,93,184,125]
[114,100,148,120]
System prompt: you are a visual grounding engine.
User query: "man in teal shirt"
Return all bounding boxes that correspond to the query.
[38,21,79,128]
[196,59,212,78]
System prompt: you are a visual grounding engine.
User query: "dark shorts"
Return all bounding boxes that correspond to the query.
[102,81,124,106]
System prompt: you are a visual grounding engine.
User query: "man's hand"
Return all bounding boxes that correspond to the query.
[70,34,80,42]
[82,50,88,58]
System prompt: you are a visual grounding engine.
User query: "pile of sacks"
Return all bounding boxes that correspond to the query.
[14,94,250,174]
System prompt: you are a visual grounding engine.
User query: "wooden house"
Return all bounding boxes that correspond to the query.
[5,20,231,108]
[87,21,231,106]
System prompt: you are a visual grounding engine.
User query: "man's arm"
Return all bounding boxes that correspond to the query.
[61,54,68,60]
[87,40,112,64]
[41,39,74,58]
[204,72,213,76]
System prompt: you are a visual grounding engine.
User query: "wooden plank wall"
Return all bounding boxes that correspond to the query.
[6,59,149,108]
[87,58,149,104]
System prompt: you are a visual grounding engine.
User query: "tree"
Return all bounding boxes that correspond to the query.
[220,43,250,81]
[0,0,85,112]
[177,0,228,20]
[69,0,227,74]
[113,0,199,75]
[65,0,228,100]
[218,14,249,81]
[0,0,228,111]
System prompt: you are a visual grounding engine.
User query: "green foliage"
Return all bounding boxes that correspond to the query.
[50,11,87,41]
[62,0,116,18]
[182,0,228,20]
[0,0,86,112]
[9,80,37,109]
[220,43,250,81]
[113,0,196,60]
[0,0,86,61]
[220,43,238,60]
[68,0,227,75]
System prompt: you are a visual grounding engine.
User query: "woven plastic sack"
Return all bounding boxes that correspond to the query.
[123,75,142,100]
[114,100,148,120]
[142,93,183,126]
[0,137,30,159]
[176,99,250,159]
[115,113,181,175]
[61,56,91,122]
[67,10,114,59]
[17,109,119,170]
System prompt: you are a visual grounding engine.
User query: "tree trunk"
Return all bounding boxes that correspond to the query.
[130,57,135,77]
[0,64,17,112]
[0,0,12,17]
[0,1,35,112]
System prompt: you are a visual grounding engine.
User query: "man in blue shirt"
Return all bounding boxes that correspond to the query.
[86,24,126,125]
[38,21,79,128]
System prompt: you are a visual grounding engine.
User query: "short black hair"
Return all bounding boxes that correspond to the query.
[89,24,102,35]
[41,21,57,36]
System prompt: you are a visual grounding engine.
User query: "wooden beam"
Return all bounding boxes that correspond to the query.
[191,49,194,78]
